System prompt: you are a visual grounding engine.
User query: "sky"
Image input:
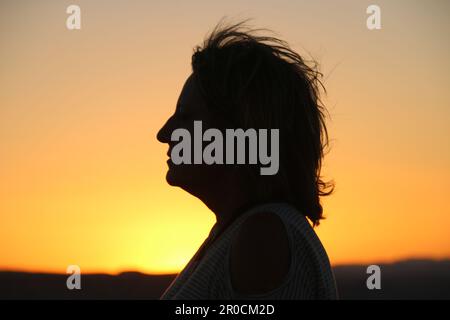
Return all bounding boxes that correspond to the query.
[0,0,449,274]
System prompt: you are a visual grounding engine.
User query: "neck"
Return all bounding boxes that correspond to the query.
[197,175,253,229]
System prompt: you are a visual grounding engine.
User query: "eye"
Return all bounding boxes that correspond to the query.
[170,112,190,128]
[177,112,191,121]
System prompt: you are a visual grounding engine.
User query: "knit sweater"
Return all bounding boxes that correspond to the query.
[160,202,338,300]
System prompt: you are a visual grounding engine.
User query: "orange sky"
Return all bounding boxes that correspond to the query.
[1,0,449,274]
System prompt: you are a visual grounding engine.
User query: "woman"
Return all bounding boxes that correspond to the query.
[157,22,337,299]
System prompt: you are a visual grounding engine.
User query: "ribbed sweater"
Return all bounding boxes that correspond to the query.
[160,202,338,300]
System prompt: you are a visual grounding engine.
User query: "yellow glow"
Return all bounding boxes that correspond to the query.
[1,0,449,274]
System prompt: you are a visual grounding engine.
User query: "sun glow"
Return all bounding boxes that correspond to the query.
[1,0,449,274]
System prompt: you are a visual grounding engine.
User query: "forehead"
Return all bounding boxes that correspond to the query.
[176,74,206,114]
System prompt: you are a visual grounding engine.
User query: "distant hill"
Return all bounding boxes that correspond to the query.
[1,259,449,299]
[333,259,450,299]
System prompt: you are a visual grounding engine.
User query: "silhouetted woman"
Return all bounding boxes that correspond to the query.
[157,22,337,299]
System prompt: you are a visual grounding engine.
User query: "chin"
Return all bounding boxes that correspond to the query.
[165,167,205,196]
[165,167,190,189]
[165,168,179,186]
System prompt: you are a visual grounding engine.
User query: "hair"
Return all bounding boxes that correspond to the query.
[191,21,334,226]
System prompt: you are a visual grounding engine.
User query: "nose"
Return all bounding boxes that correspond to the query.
[157,116,173,144]
[157,123,169,143]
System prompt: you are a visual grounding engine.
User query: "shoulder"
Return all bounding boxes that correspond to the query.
[230,211,291,294]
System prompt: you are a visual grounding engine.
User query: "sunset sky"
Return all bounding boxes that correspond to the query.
[1,0,449,274]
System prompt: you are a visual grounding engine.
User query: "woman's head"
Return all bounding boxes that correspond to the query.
[158,21,333,225]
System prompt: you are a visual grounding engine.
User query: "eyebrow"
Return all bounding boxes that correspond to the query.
[175,100,187,111]
[175,103,185,111]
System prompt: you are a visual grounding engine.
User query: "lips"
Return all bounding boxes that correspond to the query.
[167,148,172,165]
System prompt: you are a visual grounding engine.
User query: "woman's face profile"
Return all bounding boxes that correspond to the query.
[157,75,227,196]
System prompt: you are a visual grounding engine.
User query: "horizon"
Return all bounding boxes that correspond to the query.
[1,256,449,276]
[1,0,449,276]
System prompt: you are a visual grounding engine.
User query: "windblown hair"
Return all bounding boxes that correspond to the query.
[191,21,334,226]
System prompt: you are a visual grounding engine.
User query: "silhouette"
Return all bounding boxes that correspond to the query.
[156,21,336,299]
